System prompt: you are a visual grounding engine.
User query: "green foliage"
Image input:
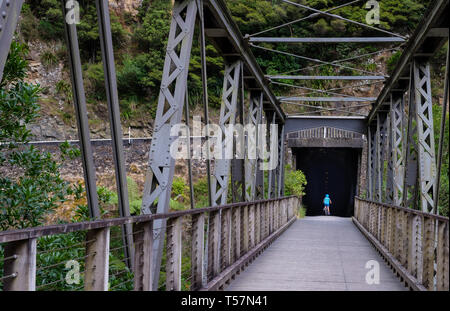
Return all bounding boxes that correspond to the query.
[107,176,143,215]
[84,62,105,100]
[26,0,127,59]
[387,50,402,74]
[0,41,28,89]
[19,3,40,41]
[127,176,142,215]
[55,79,72,103]
[117,54,148,98]
[172,177,189,200]
[284,164,307,197]
[298,207,307,218]
[193,176,210,208]
[40,49,58,69]
[0,41,73,230]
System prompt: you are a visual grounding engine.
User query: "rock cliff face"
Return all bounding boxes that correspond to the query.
[109,0,142,16]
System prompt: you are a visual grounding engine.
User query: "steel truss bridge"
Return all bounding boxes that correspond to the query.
[0,0,448,291]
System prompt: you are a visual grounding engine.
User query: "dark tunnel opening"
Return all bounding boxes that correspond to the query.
[294,148,360,217]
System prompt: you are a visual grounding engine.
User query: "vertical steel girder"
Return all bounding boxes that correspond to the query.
[255,112,265,200]
[196,0,212,208]
[386,110,394,204]
[375,113,387,202]
[0,0,24,81]
[367,124,377,200]
[62,2,100,219]
[95,0,133,268]
[267,112,277,199]
[245,92,263,201]
[403,66,419,209]
[413,60,437,213]
[211,60,242,206]
[277,124,286,197]
[231,66,246,203]
[390,93,406,205]
[140,0,197,289]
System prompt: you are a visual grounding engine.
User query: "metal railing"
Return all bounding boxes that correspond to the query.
[0,196,299,291]
[354,197,449,291]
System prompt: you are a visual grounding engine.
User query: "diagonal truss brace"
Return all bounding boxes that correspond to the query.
[211,60,242,206]
[245,92,263,201]
[140,0,197,290]
[413,60,437,213]
[389,93,406,205]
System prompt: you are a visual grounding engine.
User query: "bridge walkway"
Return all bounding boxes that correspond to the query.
[227,216,407,291]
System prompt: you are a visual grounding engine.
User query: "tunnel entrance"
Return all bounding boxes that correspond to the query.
[294,148,359,217]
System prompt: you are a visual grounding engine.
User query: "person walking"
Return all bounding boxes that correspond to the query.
[323,194,332,216]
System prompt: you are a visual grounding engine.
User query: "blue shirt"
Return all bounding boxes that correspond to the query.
[323,197,330,205]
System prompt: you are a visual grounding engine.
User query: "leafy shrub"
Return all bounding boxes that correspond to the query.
[56,79,72,103]
[193,176,210,208]
[172,177,188,200]
[41,49,58,69]
[84,63,105,100]
[284,165,307,197]
[19,4,40,42]
[387,51,402,74]
[117,54,148,98]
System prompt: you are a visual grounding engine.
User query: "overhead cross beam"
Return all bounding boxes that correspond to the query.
[268,75,385,80]
[249,37,405,43]
[278,96,377,102]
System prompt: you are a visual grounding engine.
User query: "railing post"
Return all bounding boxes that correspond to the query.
[269,201,274,234]
[249,204,255,248]
[436,221,449,291]
[84,228,110,291]
[207,211,221,280]
[408,214,423,282]
[191,214,204,290]
[166,217,182,291]
[422,216,435,290]
[133,221,153,291]
[265,202,270,238]
[392,209,399,259]
[3,238,36,291]
[241,205,249,253]
[221,209,231,270]
[380,206,386,245]
[389,208,396,254]
[400,210,409,266]
[233,207,241,261]
[255,203,261,245]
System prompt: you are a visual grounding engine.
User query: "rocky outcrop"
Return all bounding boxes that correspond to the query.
[109,0,143,16]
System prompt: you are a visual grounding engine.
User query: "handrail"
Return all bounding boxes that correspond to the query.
[0,196,300,291]
[0,196,297,243]
[354,197,449,222]
[354,197,449,291]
